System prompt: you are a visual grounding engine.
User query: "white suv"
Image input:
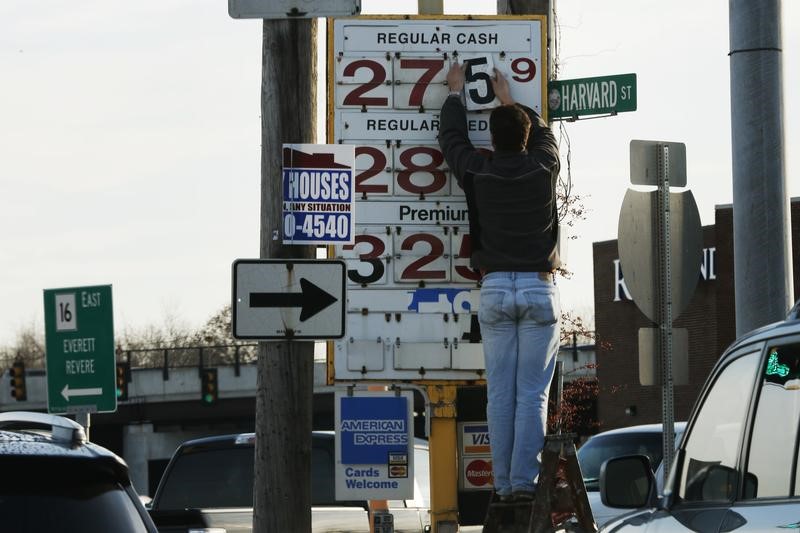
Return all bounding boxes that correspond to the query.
[599,301,800,531]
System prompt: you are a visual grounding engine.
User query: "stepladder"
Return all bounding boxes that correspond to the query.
[482,434,598,533]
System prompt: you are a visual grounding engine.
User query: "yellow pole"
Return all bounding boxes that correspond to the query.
[428,384,459,533]
[368,385,391,533]
[419,1,457,530]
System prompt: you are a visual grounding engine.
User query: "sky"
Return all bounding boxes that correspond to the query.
[1,0,797,347]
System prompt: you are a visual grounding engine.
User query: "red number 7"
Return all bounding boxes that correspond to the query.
[399,58,444,107]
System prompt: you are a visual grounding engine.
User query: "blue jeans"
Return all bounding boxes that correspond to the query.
[479,271,560,495]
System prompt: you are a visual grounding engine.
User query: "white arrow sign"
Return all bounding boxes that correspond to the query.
[233,259,346,340]
[61,384,103,401]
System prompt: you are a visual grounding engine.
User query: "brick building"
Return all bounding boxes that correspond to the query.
[592,198,799,430]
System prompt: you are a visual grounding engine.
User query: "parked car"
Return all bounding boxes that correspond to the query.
[148,430,432,532]
[577,422,686,526]
[599,301,800,531]
[0,411,157,533]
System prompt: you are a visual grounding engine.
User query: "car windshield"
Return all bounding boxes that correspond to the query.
[157,446,255,509]
[577,432,663,491]
[0,457,148,533]
[157,438,366,510]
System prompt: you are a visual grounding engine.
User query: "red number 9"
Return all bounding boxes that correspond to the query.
[511,58,536,83]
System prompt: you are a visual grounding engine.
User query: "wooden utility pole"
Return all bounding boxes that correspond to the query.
[253,17,318,532]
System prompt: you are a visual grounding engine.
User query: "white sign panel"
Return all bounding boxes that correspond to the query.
[283,144,355,245]
[340,22,535,53]
[337,111,492,143]
[335,390,414,500]
[228,0,360,19]
[328,16,546,381]
[232,259,345,340]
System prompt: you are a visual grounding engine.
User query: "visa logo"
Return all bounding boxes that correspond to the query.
[471,433,490,445]
[464,426,491,454]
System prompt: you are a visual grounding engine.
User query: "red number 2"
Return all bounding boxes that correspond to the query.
[401,234,446,280]
[355,146,389,194]
[342,60,388,106]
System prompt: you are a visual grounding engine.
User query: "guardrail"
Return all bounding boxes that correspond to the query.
[115,344,260,380]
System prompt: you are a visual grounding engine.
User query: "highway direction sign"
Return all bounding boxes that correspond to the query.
[548,73,636,120]
[43,285,116,414]
[232,259,346,340]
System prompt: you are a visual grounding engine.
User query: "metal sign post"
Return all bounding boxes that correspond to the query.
[656,145,676,480]
[619,140,704,481]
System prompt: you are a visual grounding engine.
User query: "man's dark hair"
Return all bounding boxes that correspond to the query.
[489,104,531,152]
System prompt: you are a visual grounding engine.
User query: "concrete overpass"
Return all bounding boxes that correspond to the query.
[1,342,594,497]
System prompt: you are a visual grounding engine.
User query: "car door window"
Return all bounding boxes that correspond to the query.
[678,351,760,502]
[157,447,255,509]
[312,441,337,505]
[745,343,800,499]
[312,437,366,508]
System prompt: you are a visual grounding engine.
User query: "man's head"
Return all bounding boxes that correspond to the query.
[489,104,531,152]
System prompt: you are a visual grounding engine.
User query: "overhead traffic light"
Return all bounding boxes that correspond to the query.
[9,361,26,401]
[116,362,130,402]
[201,368,218,405]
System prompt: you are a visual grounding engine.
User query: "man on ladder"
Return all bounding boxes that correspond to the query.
[440,60,597,533]
[439,62,562,515]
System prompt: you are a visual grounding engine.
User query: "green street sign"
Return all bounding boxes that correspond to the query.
[548,73,637,120]
[43,285,116,414]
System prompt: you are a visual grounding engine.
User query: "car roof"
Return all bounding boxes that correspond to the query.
[589,421,688,438]
[0,428,119,459]
[176,430,429,450]
[722,305,800,356]
[177,430,334,449]
[0,411,129,480]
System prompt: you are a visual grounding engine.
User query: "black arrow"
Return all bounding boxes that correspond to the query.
[250,278,338,322]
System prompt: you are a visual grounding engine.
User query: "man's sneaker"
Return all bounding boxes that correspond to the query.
[498,493,515,503]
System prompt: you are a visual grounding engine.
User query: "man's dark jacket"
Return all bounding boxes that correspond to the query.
[438,95,561,273]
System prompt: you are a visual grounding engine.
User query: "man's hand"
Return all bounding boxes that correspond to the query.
[492,68,514,105]
[447,61,467,93]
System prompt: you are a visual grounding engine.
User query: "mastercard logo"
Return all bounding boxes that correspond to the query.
[389,465,408,478]
[465,459,494,487]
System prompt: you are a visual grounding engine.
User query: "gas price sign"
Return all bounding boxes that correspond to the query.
[328,16,546,382]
